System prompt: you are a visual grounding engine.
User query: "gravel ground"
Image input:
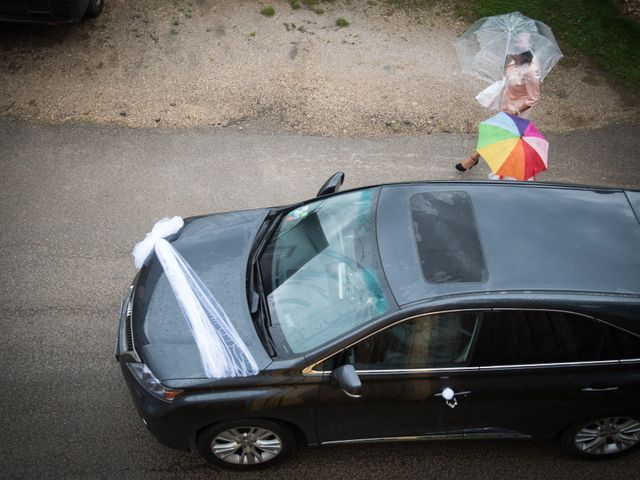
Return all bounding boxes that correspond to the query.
[0,0,638,136]
[614,0,640,22]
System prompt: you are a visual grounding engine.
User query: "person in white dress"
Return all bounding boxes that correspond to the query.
[456,49,541,176]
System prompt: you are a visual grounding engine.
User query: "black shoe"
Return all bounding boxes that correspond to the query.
[455,158,479,172]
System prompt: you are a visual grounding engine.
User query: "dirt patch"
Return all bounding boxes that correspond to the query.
[0,0,638,135]
[613,0,640,22]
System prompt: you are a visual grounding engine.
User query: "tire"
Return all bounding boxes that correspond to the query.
[561,415,640,459]
[197,419,296,470]
[85,0,104,18]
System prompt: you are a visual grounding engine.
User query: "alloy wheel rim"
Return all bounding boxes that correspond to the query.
[574,417,640,455]
[212,427,283,465]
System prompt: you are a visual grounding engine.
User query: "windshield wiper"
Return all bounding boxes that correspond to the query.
[250,260,277,356]
[248,210,285,357]
[247,209,284,313]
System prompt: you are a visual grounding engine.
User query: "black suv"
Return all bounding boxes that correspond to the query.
[117,179,640,469]
[0,0,103,24]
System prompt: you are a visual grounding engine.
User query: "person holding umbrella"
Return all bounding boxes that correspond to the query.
[456,45,541,172]
[453,13,562,174]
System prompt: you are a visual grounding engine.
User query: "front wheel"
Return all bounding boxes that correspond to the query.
[561,416,640,458]
[197,419,295,470]
[85,0,104,17]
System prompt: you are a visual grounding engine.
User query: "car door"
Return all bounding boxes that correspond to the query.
[463,309,635,439]
[313,311,484,444]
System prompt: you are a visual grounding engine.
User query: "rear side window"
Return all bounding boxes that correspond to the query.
[472,310,618,366]
[600,323,640,360]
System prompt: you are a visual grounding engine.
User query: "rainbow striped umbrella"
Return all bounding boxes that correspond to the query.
[477,112,548,180]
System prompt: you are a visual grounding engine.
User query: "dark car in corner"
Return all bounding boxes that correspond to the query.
[0,0,103,24]
[116,175,640,469]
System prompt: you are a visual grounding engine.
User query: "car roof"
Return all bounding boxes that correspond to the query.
[376,182,640,306]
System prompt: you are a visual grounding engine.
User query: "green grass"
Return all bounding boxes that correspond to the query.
[302,0,327,14]
[290,0,301,8]
[260,6,276,17]
[336,17,350,27]
[466,0,640,92]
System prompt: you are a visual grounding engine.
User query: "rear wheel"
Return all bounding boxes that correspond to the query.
[561,416,640,458]
[197,419,295,470]
[85,0,104,17]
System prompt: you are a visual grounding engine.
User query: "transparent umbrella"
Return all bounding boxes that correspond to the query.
[455,11,563,85]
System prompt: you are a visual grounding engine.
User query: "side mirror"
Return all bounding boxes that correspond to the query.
[317,172,345,197]
[331,364,362,398]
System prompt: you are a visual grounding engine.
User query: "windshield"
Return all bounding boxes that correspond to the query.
[259,188,393,354]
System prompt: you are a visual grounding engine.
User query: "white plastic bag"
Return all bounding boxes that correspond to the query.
[475,79,505,110]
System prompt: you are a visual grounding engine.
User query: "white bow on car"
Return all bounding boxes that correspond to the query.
[132,217,258,379]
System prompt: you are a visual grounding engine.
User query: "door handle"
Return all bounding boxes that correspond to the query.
[434,388,471,408]
[433,390,471,397]
[581,386,619,392]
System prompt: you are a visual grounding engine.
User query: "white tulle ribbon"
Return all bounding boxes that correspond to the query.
[132,217,184,269]
[132,217,259,379]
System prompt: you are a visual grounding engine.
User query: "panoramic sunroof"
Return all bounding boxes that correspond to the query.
[410,191,487,284]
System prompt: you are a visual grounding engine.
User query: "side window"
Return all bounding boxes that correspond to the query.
[472,310,618,366]
[600,322,640,360]
[348,312,482,370]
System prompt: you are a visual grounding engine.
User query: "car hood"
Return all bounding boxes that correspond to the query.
[132,208,272,381]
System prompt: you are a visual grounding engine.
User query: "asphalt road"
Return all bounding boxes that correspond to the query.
[1,117,640,480]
